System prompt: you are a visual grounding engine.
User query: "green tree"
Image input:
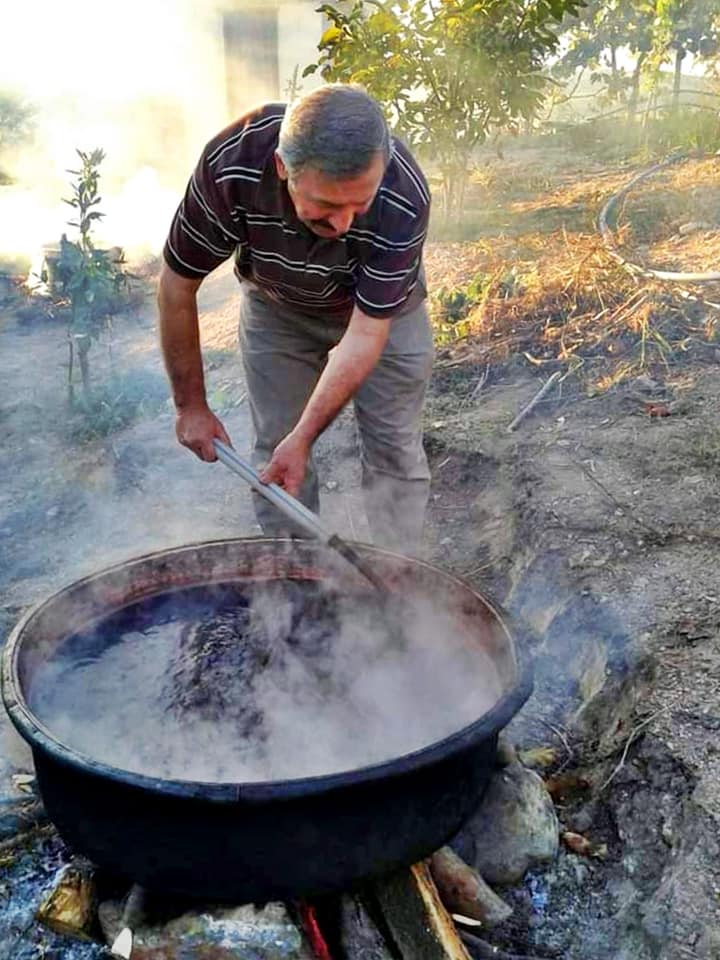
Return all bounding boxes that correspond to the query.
[557,0,720,123]
[306,0,585,218]
[651,0,719,111]
[556,1,656,121]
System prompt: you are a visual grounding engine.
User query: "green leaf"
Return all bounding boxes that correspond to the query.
[320,25,343,45]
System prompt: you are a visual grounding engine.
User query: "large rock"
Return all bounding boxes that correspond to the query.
[99,899,313,960]
[467,760,559,885]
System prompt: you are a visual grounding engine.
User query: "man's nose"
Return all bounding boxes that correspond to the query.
[327,208,354,234]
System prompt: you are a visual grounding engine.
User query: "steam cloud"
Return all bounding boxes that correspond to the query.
[27,580,503,783]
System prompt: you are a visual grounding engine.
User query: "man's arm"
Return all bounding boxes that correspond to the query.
[157,261,231,461]
[260,306,391,495]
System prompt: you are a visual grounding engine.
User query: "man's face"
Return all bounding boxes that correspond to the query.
[274,151,385,239]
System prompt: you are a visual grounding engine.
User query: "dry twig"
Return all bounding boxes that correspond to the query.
[598,701,678,793]
[458,928,541,960]
[507,371,563,432]
[538,719,574,775]
[571,455,665,541]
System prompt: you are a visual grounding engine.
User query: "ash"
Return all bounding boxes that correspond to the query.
[0,830,105,960]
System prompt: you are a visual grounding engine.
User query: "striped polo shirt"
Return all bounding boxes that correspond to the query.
[163,102,430,320]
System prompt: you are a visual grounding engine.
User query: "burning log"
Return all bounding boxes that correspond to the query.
[430,847,512,927]
[372,861,472,959]
[297,901,334,960]
[338,894,394,959]
[110,884,147,959]
[35,856,97,941]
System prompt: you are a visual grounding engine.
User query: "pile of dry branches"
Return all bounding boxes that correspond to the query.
[424,152,720,390]
[425,229,719,390]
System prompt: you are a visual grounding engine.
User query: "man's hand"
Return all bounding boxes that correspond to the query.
[257,307,390,497]
[259,430,312,496]
[176,405,231,462]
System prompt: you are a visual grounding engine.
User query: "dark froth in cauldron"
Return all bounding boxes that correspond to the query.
[27,580,503,782]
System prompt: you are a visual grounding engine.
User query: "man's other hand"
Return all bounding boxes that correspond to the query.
[176,405,231,462]
[259,430,311,497]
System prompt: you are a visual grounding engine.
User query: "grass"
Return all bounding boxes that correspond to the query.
[684,426,720,472]
[63,367,169,442]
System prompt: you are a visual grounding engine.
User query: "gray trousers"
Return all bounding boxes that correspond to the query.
[238,285,435,556]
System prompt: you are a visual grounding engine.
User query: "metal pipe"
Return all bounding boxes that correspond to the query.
[212,440,331,543]
[212,440,386,591]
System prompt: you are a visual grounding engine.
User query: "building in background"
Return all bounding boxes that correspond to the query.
[0,0,327,262]
[223,1,325,118]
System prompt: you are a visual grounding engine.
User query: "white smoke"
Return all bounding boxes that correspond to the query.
[27,579,504,783]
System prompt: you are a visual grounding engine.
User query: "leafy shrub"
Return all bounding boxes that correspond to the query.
[433,271,492,324]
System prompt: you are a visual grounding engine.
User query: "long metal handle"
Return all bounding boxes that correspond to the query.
[212,440,331,544]
[213,440,386,591]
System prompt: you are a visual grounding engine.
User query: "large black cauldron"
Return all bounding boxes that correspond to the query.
[2,538,532,902]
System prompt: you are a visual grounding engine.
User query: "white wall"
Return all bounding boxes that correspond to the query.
[277,1,325,100]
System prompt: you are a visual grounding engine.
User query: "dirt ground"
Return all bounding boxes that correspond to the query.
[1,141,720,958]
[423,356,720,958]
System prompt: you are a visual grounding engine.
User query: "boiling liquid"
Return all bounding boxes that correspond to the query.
[28,581,503,782]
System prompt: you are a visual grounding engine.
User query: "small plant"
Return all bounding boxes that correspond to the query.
[283,64,304,102]
[433,271,492,324]
[48,149,132,401]
[63,368,169,442]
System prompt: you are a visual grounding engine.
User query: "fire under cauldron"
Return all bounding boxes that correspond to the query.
[2,538,532,902]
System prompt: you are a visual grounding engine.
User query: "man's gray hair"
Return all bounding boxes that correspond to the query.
[277,84,391,179]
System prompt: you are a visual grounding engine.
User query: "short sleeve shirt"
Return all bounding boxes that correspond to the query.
[163,103,430,320]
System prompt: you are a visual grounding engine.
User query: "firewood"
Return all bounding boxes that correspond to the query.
[430,847,512,927]
[371,861,471,960]
[561,831,608,860]
[35,857,97,941]
[110,884,147,959]
[339,894,394,959]
[458,928,538,960]
[297,901,334,960]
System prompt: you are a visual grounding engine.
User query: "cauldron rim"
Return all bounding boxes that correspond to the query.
[2,537,533,803]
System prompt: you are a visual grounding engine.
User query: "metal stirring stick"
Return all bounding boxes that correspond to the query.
[212,440,386,591]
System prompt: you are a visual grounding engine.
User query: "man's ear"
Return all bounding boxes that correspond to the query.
[274,151,288,181]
